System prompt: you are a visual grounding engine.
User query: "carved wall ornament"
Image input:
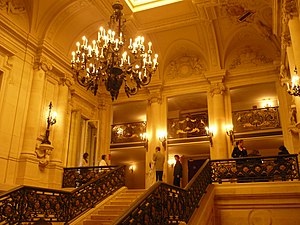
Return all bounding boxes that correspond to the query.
[165,56,207,80]
[34,56,53,72]
[148,91,162,104]
[281,31,291,49]
[282,0,298,19]
[280,64,288,79]
[0,0,25,15]
[35,143,54,169]
[228,46,273,69]
[209,82,226,96]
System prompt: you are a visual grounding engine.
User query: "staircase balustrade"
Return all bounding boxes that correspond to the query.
[113,160,212,225]
[62,165,118,188]
[1,154,299,224]
[0,166,125,224]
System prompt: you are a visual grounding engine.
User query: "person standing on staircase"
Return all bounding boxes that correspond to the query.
[173,155,182,187]
[153,146,165,181]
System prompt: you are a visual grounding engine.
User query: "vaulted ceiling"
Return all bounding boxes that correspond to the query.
[13,0,280,73]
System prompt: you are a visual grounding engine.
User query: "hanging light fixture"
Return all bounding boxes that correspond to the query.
[287,67,300,96]
[70,1,159,100]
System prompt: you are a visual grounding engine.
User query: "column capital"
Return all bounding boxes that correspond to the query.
[209,82,226,97]
[33,56,53,72]
[59,74,74,87]
[148,92,162,104]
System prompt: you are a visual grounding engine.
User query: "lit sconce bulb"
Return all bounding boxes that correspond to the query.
[168,158,176,167]
[129,165,136,173]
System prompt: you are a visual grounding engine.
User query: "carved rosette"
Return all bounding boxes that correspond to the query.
[35,143,54,168]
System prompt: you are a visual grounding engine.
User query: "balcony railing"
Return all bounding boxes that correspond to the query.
[211,154,299,183]
[111,122,146,144]
[232,106,281,133]
[167,112,209,139]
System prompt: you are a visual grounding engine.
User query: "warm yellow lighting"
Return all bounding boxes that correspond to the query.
[129,165,136,173]
[261,98,273,108]
[205,126,214,147]
[157,130,167,140]
[168,158,176,167]
[225,125,234,145]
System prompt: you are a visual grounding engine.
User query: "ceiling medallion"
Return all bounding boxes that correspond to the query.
[71,1,158,100]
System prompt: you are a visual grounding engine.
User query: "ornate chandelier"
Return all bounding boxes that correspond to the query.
[287,67,300,96]
[70,1,158,100]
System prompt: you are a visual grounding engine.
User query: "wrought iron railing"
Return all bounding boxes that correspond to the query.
[111,122,146,144]
[0,166,125,224]
[167,112,209,139]
[113,159,212,225]
[62,165,118,188]
[232,106,281,132]
[210,154,299,183]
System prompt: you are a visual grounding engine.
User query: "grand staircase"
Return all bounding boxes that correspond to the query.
[82,188,145,225]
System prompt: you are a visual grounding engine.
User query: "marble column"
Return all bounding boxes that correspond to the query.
[288,17,300,71]
[22,67,49,157]
[98,93,112,164]
[207,82,228,159]
[17,58,52,186]
[66,110,82,167]
[145,91,164,188]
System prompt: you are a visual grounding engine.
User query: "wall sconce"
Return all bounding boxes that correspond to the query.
[205,126,213,147]
[41,102,57,145]
[225,125,234,145]
[261,98,273,109]
[158,130,167,149]
[287,67,300,96]
[168,158,176,167]
[159,136,166,149]
[129,165,136,173]
[140,132,148,151]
